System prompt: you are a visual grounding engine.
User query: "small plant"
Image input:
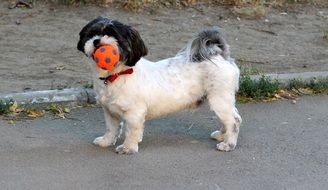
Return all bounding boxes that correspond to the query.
[46,103,70,118]
[0,99,12,115]
[287,78,306,90]
[287,77,328,94]
[238,75,328,102]
[83,83,94,89]
[53,83,71,90]
[310,78,328,93]
[238,75,279,99]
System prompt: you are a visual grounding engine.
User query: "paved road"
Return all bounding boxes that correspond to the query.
[0,96,327,190]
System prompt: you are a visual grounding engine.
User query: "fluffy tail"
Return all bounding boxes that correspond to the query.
[185,27,230,62]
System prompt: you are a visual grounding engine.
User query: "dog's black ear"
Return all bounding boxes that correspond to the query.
[124,27,148,67]
[106,21,148,67]
[77,37,85,52]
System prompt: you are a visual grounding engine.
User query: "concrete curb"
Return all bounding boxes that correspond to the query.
[0,88,96,107]
[250,71,328,83]
[0,71,327,107]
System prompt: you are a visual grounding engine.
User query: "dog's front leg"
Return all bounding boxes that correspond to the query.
[116,111,145,154]
[93,107,121,147]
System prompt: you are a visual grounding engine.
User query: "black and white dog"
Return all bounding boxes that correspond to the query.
[77,17,242,154]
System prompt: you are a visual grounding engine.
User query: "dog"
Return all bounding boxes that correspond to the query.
[77,17,242,154]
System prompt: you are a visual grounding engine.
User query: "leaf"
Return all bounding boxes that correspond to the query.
[27,110,45,118]
[57,112,66,119]
[8,120,15,125]
[298,88,314,95]
[46,103,62,114]
[276,90,297,100]
[63,107,70,113]
[237,96,253,103]
[9,101,18,112]
[55,65,65,70]
[15,108,25,113]
[291,88,302,95]
[46,103,69,119]
[263,97,278,102]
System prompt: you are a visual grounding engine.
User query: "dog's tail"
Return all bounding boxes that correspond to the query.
[184,27,230,62]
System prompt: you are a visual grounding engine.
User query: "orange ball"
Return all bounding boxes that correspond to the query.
[93,44,120,71]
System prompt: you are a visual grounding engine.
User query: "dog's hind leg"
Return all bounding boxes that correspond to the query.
[208,93,242,152]
[93,107,121,147]
[211,107,241,141]
[115,110,146,154]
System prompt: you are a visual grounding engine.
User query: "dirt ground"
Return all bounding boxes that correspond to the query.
[0,1,327,93]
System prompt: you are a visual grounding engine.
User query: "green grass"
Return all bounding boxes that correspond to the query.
[237,74,328,102]
[0,99,14,115]
[287,77,328,94]
[238,75,279,100]
[83,83,94,89]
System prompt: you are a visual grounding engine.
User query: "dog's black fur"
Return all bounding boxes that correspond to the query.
[77,17,148,67]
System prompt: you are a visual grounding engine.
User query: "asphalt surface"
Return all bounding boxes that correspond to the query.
[0,95,327,190]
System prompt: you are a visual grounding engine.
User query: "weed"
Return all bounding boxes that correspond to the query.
[0,99,13,115]
[46,103,70,118]
[238,75,279,99]
[287,78,305,90]
[52,83,71,90]
[237,75,328,103]
[310,78,328,93]
[83,83,94,89]
[287,77,328,94]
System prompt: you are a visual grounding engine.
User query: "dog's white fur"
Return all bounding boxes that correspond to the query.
[84,34,242,154]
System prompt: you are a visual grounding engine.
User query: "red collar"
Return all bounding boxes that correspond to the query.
[99,68,133,84]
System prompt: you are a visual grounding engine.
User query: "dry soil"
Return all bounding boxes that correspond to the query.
[0,2,327,93]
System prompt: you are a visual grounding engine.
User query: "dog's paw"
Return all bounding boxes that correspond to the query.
[216,142,235,152]
[210,130,224,142]
[115,144,138,155]
[138,133,143,143]
[93,136,116,147]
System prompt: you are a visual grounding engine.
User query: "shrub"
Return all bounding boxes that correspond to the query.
[238,75,279,99]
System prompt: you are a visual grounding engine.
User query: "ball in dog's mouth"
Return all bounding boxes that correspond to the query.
[93,44,120,71]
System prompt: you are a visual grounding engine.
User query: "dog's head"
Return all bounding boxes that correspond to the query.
[77,17,148,67]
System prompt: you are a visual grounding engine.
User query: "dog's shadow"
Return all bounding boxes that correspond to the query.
[87,104,225,151]
[116,106,222,150]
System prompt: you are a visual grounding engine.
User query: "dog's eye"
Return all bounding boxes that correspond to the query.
[93,39,101,47]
